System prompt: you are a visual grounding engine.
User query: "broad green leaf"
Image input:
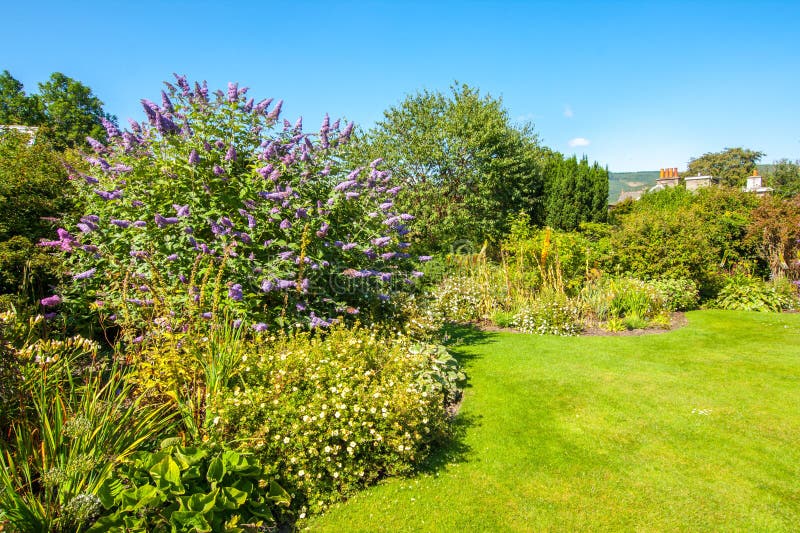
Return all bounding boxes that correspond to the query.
[267,480,291,506]
[149,455,184,494]
[206,455,225,484]
[219,485,248,510]
[171,510,213,532]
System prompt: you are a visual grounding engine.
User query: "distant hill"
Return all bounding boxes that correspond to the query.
[608,171,659,203]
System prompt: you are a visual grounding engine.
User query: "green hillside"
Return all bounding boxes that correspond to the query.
[608,171,659,203]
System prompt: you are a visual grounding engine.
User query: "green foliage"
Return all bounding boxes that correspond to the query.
[649,278,700,311]
[746,195,800,279]
[0,310,176,532]
[712,274,795,312]
[610,186,758,296]
[125,314,247,442]
[581,277,669,323]
[686,147,764,188]
[0,132,77,307]
[621,313,649,331]
[602,316,626,332]
[766,158,800,197]
[88,444,289,532]
[208,324,462,515]
[543,154,609,231]
[0,70,44,125]
[36,73,115,150]
[352,83,547,250]
[490,310,515,328]
[502,220,611,295]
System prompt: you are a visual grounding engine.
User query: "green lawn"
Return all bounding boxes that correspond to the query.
[305,311,800,532]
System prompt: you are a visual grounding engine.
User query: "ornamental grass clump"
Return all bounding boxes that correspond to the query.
[0,310,176,532]
[206,323,463,517]
[42,75,424,339]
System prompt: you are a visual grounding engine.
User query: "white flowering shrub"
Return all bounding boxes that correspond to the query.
[430,276,485,322]
[207,324,463,516]
[513,296,582,336]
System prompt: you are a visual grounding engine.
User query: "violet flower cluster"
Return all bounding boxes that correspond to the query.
[45,74,424,336]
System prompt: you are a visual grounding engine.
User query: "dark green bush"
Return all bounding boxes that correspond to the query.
[0,131,77,308]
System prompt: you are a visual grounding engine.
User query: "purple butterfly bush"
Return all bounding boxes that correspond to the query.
[228,283,243,301]
[39,228,78,252]
[94,189,123,201]
[155,214,179,228]
[102,117,121,138]
[59,76,423,334]
[41,295,62,307]
[86,136,107,153]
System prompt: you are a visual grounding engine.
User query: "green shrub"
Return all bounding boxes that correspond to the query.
[713,274,795,312]
[650,278,700,311]
[610,187,758,297]
[609,278,665,319]
[603,317,626,332]
[88,444,290,532]
[491,310,515,328]
[0,132,78,308]
[648,312,673,329]
[622,313,649,331]
[207,324,463,515]
[580,279,616,321]
[581,277,667,320]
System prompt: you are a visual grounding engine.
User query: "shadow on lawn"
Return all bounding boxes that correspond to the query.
[441,322,496,391]
[414,323,495,474]
[416,410,479,474]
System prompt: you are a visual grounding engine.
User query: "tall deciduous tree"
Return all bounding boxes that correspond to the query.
[351,84,547,251]
[37,72,116,149]
[685,147,765,187]
[0,70,43,125]
[766,158,800,197]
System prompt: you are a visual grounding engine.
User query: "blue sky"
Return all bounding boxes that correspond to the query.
[2,0,798,171]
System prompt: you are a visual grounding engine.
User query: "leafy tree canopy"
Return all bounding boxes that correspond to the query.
[0,70,43,125]
[352,83,547,251]
[37,72,116,149]
[766,158,800,197]
[686,147,765,187]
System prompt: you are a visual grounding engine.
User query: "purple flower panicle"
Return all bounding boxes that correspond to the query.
[41,295,62,307]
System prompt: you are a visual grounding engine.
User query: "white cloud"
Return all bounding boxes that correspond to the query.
[568,137,590,147]
[515,112,536,122]
[563,105,574,118]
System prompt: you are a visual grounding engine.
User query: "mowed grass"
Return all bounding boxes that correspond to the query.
[305,311,800,532]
